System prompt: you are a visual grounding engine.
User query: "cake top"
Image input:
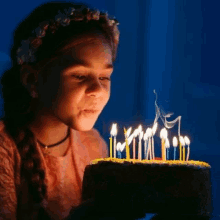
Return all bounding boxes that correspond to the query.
[91,157,211,168]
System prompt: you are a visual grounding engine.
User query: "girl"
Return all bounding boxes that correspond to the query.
[0,1,119,220]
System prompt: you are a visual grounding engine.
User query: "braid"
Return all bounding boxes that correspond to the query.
[1,68,47,219]
[18,127,46,203]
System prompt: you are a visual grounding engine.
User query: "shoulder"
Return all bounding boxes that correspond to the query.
[0,120,20,163]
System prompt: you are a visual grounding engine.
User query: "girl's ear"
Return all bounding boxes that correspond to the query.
[20,64,39,98]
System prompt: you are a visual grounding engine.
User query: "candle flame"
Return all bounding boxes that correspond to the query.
[179,136,185,146]
[143,132,148,141]
[134,129,139,137]
[116,142,121,151]
[121,143,126,152]
[184,136,190,145]
[164,128,168,139]
[152,122,158,136]
[139,131,143,140]
[110,123,117,136]
[138,124,142,134]
[165,138,170,148]
[146,128,152,138]
[160,128,167,139]
[127,127,132,137]
[128,134,134,145]
[114,123,118,136]
[173,136,178,147]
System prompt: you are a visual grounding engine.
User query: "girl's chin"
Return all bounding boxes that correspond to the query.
[73,118,97,131]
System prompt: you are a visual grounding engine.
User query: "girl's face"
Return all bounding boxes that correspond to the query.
[37,34,113,131]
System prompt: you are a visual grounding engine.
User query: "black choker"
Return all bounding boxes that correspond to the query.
[37,127,70,149]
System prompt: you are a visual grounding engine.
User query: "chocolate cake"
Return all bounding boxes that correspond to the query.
[82,158,212,219]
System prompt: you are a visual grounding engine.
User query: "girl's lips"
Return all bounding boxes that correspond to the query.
[82,109,99,115]
[83,110,97,113]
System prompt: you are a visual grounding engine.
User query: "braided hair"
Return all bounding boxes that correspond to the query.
[0,1,119,219]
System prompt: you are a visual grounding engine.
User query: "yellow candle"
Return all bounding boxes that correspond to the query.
[179,142,182,161]
[124,128,130,160]
[133,138,136,159]
[183,146,185,161]
[109,136,112,158]
[125,138,130,159]
[162,139,166,160]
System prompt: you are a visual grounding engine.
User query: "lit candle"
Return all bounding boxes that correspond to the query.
[133,129,139,159]
[160,128,168,161]
[181,137,186,161]
[109,136,112,158]
[143,132,148,160]
[109,124,116,158]
[119,132,133,159]
[184,136,190,161]
[146,128,152,160]
[138,131,143,160]
[173,136,178,160]
[114,124,118,158]
[117,142,122,159]
[151,122,158,160]
[121,142,126,158]
[124,127,132,159]
[111,123,117,158]
[109,124,115,159]
[137,125,142,160]
[165,138,170,160]
[179,136,184,161]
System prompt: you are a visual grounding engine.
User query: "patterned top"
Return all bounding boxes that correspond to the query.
[0,121,108,220]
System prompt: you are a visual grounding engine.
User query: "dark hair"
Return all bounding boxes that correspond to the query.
[0,1,119,219]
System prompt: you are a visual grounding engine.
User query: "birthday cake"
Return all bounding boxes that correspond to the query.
[82,158,212,219]
[81,93,212,219]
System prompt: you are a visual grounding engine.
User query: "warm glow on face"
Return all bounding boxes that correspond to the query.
[37,35,113,131]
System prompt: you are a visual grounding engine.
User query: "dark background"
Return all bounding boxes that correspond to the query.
[0,0,220,219]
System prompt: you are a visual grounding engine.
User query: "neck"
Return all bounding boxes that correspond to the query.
[29,108,69,146]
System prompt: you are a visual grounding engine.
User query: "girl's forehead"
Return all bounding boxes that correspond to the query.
[59,33,112,53]
[37,34,112,71]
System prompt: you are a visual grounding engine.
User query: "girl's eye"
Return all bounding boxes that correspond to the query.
[72,75,87,80]
[99,77,111,81]
[71,74,111,81]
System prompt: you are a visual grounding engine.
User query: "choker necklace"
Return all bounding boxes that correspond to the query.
[37,127,70,151]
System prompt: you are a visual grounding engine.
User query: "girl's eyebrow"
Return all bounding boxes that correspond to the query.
[63,59,113,71]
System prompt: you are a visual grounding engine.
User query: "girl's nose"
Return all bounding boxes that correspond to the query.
[86,77,104,97]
